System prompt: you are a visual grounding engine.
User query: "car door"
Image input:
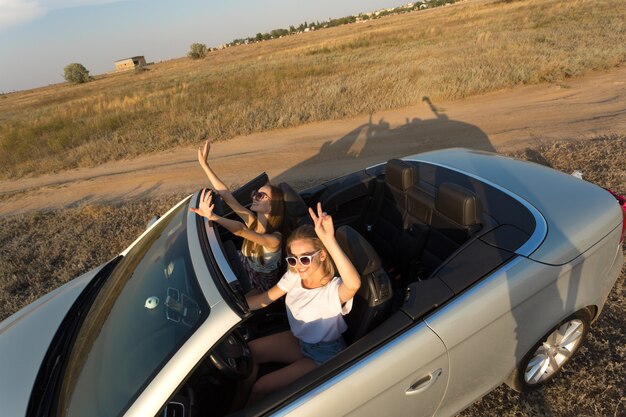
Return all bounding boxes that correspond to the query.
[426,257,540,417]
[276,320,448,417]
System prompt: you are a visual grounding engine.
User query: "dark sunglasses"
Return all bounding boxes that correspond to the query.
[251,190,271,201]
[285,250,321,267]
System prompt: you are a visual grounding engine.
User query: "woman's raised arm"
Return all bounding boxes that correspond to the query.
[197,139,255,226]
[190,190,281,251]
[308,203,361,304]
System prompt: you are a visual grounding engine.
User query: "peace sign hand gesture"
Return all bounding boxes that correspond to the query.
[189,188,219,221]
[308,202,334,244]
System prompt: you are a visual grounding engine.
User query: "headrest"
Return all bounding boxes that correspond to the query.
[278,182,308,218]
[406,186,434,224]
[435,183,481,227]
[385,159,416,191]
[335,226,381,276]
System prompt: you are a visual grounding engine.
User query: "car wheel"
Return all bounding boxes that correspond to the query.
[506,308,591,392]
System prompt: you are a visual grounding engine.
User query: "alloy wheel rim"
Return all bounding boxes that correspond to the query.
[524,319,584,385]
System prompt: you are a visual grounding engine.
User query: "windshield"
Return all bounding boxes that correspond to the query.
[56,198,209,417]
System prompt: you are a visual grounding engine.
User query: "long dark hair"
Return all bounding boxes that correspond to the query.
[242,183,286,264]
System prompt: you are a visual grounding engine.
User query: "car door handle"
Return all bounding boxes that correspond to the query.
[406,368,443,396]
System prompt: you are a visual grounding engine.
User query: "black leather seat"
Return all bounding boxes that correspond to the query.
[418,182,482,279]
[398,184,435,278]
[278,182,311,230]
[368,159,416,268]
[335,225,393,345]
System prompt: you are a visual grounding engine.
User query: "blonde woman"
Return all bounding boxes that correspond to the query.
[240,203,361,405]
[191,140,287,292]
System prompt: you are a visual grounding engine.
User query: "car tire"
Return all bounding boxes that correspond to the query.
[506,308,592,393]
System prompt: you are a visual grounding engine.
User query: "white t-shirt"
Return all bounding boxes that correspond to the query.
[277,270,353,344]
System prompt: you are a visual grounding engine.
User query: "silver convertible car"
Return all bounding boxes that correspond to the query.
[1,149,624,417]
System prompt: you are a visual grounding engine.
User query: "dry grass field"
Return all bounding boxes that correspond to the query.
[0,137,624,416]
[1,0,625,414]
[1,0,625,178]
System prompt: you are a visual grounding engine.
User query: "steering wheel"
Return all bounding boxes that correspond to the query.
[208,329,253,379]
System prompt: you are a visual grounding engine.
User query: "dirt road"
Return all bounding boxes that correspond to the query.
[1,67,625,217]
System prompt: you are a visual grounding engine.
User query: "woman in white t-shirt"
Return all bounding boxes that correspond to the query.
[241,203,361,406]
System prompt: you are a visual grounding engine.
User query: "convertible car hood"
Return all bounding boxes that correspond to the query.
[0,265,102,417]
[410,149,622,265]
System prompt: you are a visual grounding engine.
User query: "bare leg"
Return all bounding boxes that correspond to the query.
[247,357,317,405]
[231,331,305,410]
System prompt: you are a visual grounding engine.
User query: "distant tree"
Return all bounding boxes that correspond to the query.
[188,43,207,59]
[270,28,288,38]
[63,63,90,84]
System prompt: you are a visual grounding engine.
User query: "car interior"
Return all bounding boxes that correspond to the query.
[165,158,537,417]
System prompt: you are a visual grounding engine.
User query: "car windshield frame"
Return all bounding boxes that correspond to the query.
[53,197,210,417]
[189,190,253,316]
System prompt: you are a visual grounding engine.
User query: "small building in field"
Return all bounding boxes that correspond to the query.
[114,56,147,72]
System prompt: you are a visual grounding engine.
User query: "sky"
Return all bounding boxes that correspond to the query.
[0,0,403,93]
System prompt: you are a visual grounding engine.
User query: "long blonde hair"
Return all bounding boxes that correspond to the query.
[242,183,286,264]
[285,224,336,279]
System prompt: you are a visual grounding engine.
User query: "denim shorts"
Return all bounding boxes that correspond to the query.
[300,337,346,366]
